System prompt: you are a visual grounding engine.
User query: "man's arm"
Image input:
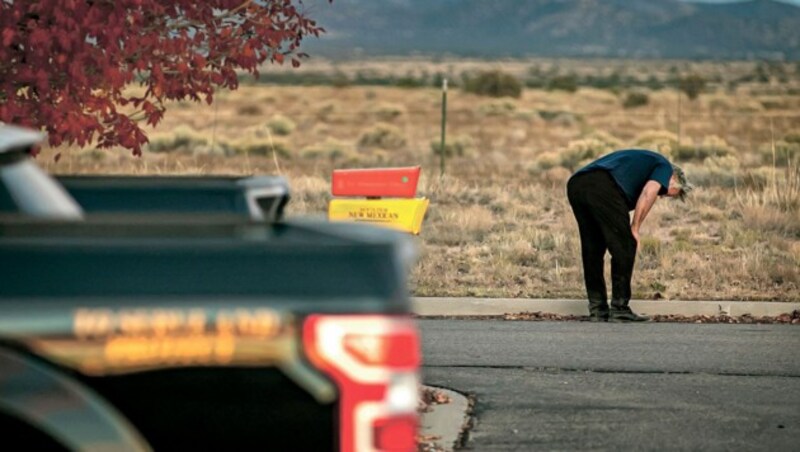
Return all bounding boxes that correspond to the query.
[630,180,662,246]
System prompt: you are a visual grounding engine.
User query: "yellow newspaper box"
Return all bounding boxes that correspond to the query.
[328,198,429,235]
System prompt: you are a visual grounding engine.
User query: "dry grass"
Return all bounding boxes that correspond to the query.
[40,59,800,302]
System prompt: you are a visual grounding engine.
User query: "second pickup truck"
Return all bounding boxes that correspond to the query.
[0,124,421,452]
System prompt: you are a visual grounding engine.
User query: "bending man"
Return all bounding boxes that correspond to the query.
[566,149,693,322]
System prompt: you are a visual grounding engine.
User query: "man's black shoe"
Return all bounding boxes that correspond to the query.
[588,299,609,322]
[588,312,609,322]
[609,299,650,322]
[609,307,650,322]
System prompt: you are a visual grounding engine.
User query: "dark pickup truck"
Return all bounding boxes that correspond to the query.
[0,124,421,452]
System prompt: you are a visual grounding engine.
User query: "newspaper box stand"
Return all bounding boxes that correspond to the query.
[328,166,429,234]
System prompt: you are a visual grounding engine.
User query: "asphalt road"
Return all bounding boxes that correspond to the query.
[419,320,800,451]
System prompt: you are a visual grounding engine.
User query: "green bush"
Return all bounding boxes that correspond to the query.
[547,74,578,93]
[147,125,208,153]
[76,148,106,161]
[759,141,800,167]
[623,91,649,109]
[585,131,622,149]
[266,114,296,136]
[237,104,263,116]
[533,151,561,171]
[430,136,475,158]
[358,123,406,150]
[679,74,706,100]
[464,70,522,98]
[559,138,614,171]
[673,136,731,162]
[395,74,425,88]
[760,99,786,110]
[538,110,575,122]
[371,103,406,121]
[690,155,741,188]
[634,130,678,157]
[784,131,800,144]
[233,137,292,159]
[331,71,351,88]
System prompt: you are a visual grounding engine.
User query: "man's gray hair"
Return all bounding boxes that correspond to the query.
[671,164,694,202]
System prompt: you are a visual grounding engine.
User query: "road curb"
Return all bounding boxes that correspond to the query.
[419,385,470,452]
[412,297,800,317]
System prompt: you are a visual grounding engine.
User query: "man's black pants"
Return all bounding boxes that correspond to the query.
[566,170,637,305]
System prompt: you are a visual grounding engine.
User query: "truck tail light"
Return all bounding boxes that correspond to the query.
[303,315,421,452]
[373,415,417,451]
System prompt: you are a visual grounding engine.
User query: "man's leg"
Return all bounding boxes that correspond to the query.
[584,173,649,322]
[567,176,609,321]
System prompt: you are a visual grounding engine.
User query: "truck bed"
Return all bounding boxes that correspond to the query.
[0,217,411,312]
[56,175,291,221]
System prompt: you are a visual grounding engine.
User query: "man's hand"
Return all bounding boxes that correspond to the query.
[630,180,662,250]
[631,227,641,250]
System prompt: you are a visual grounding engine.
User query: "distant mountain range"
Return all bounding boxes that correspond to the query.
[301,0,800,60]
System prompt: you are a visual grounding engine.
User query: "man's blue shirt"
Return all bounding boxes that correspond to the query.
[572,149,673,210]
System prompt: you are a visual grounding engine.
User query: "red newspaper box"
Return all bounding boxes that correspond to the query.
[331,166,421,198]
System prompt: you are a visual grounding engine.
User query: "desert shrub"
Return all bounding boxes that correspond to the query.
[331,71,350,88]
[430,135,475,158]
[237,104,263,116]
[760,99,786,110]
[784,131,800,144]
[147,125,208,153]
[623,91,649,109]
[395,73,426,88]
[477,100,516,116]
[559,138,615,171]
[547,74,578,93]
[358,123,406,150]
[759,141,800,167]
[673,135,731,162]
[464,70,522,98]
[315,103,337,121]
[537,110,580,127]
[266,114,296,136]
[533,151,561,171]
[232,137,292,159]
[192,143,233,157]
[371,103,406,121]
[635,130,678,157]
[679,74,706,100]
[585,131,623,149]
[690,155,741,188]
[76,148,106,162]
[300,138,352,161]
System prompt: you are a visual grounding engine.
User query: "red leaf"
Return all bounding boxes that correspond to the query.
[1,29,14,47]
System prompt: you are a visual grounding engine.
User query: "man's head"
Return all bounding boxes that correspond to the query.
[665,164,694,201]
